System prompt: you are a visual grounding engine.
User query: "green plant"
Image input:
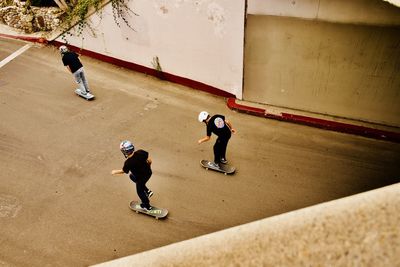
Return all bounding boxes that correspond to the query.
[110,0,137,30]
[0,0,15,8]
[151,56,165,80]
[61,0,137,39]
[152,56,162,72]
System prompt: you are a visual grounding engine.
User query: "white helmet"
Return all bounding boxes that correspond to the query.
[59,45,68,54]
[198,111,209,122]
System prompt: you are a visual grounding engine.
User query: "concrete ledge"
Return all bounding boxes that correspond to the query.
[93,183,400,267]
[227,98,400,143]
[0,24,49,43]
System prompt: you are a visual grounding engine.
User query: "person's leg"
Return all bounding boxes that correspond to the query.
[143,176,153,198]
[73,68,85,93]
[129,173,137,183]
[131,174,152,199]
[220,137,230,162]
[143,184,153,198]
[73,68,90,94]
[136,182,150,209]
[79,68,91,93]
[213,138,222,165]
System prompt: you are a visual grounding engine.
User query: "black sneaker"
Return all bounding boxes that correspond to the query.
[220,158,228,164]
[146,190,154,198]
[140,204,152,211]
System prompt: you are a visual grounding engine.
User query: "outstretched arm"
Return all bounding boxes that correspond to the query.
[225,120,236,134]
[198,135,211,144]
[111,169,125,175]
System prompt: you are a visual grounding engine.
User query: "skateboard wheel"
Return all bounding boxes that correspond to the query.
[224,172,227,175]
[155,217,159,220]
[135,211,139,213]
[206,168,209,170]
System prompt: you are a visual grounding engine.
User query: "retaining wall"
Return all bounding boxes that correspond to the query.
[244,0,400,127]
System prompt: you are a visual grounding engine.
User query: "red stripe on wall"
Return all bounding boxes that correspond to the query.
[52,41,235,98]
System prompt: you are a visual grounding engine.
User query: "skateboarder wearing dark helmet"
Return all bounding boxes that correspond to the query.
[111,140,154,211]
[198,111,236,168]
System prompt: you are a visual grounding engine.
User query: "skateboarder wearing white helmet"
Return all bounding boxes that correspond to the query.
[198,111,236,168]
[111,140,154,211]
[59,45,94,99]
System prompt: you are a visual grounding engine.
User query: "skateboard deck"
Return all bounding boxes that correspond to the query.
[129,201,168,219]
[200,160,235,175]
[75,89,94,100]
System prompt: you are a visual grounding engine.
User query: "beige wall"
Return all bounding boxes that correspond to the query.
[244,14,400,126]
[248,0,400,25]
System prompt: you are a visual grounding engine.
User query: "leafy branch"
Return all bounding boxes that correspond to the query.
[61,0,137,38]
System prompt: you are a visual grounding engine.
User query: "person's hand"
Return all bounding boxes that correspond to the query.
[231,128,236,134]
[111,170,119,175]
[198,136,210,144]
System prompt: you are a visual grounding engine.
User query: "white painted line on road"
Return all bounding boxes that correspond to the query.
[0,44,32,69]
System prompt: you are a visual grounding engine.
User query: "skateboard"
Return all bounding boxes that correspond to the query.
[75,89,95,101]
[200,160,235,175]
[129,200,168,220]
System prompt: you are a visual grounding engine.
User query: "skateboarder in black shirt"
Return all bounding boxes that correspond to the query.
[198,111,236,168]
[59,45,92,96]
[111,140,154,211]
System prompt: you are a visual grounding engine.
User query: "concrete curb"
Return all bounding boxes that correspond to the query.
[0,32,48,44]
[227,97,400,143]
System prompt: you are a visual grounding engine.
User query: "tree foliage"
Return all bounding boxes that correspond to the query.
[61,0,137,37]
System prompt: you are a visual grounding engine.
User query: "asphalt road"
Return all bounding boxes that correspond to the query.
[0,37,399,267]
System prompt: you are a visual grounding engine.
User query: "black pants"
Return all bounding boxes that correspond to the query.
[129,173,150,208]
[213,135,230,164]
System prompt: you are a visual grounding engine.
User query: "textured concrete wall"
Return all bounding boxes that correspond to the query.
[92,183,400,266]
[56,0,245,98]
[248,0,400,25]
[244,14,400,126]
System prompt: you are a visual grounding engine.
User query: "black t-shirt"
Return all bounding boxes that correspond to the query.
[122,149,152,181]
[207,114,231,138]
[62,52,83,73]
